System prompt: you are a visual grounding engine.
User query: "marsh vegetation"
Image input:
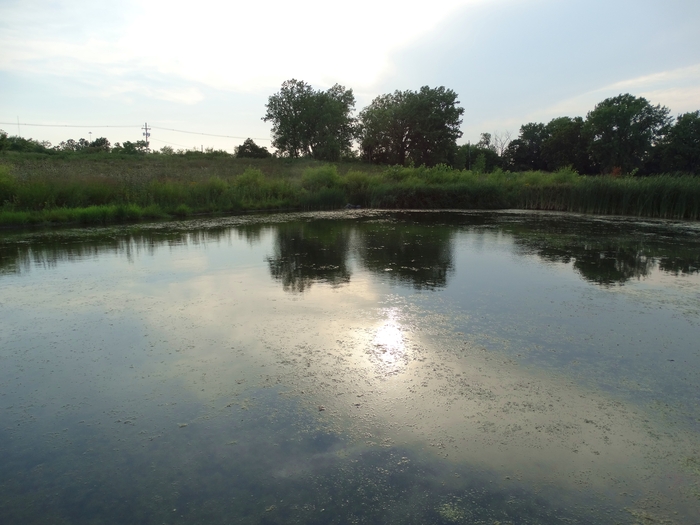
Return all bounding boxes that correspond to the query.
[1,157,700,227]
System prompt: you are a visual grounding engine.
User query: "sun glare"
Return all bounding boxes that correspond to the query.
[123,0,478,90]
[372,309,406,367]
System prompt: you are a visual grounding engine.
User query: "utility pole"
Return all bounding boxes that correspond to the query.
[89,131,92,144]
[142,122,151,149]
[17,116,20,137]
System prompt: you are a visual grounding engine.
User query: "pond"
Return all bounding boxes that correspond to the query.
[1,210,699,524]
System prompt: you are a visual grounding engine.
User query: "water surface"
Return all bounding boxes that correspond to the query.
[1,210,699,524]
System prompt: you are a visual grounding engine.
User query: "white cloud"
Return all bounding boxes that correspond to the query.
[0,0,489,98]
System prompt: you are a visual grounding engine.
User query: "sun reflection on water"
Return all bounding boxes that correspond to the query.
[372,309,406,368]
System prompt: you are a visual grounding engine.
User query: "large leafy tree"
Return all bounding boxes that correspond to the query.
[541,116,593,173]
[658,111,700,174]
[357,90,411,165]
[503,122,549,171]
[358,86,464,166]
[584,93,671,173]
[262,79,355,161]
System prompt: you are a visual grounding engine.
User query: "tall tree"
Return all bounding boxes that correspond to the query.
[584,93,671,174]
[541,116,593,173]
[658,111,700,174]
[358,90,412,165]
[504,122,549,171]
[262,79,355,161]
[358,86,464,166]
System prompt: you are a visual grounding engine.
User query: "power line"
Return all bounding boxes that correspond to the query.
[0,121,271,142]
[0,122,138,128]
[149,125,270,142]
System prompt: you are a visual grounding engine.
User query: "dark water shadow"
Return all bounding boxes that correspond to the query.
[1,211,698,289]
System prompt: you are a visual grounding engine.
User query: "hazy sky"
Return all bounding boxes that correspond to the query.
[1,0,699,153]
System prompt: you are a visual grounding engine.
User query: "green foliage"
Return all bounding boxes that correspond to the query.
[541,117,592,173]
[234,168,265,189]
[235,138,271,158]
[1,134,53,153]
[657,111,700,174]
[263,79,356,161]
[58,138,90,152]
[88,137,111,153]
[0,164,17,204]
[173,203,192,217]
[504,123,549,171]
[1,154,699,227]
[342,170,377,204]
[113,140,149,155]
[358,86,464,167]
[301,165,342,192]
[299,187,347,210]
[585,93,672,173]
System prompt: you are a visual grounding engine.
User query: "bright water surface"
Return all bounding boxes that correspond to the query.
[1,210,699,524]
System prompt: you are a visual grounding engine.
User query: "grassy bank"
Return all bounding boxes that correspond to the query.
[1,154,699,226]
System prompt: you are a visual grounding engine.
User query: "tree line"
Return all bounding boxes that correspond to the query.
[263,82,699,175]
[500,94,699,175]
[2,82,698,175]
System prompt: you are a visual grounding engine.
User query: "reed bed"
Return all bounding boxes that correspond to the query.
[1,156,698,227]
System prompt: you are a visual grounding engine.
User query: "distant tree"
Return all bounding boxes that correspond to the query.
[358,86,464,166]
[235,138,272,158]
[477,132,493,150]
[454,143,501,172]
[504,122,549,171]
[658,111,700,174]
[492,131,512,157]
[58,138,91,152]
[113,140,149,154]
[263,79,356,161]
[3,135,52,153]
[584,93,671,174]
[541,116,593,173]
[159,145,175,155]
[87,137,111,153]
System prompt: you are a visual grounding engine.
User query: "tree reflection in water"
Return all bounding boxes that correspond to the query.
[1,212,698,290]
[265,221,351,293]
[354,222,454,290]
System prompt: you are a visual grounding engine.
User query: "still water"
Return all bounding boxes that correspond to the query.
[1,210,699,524]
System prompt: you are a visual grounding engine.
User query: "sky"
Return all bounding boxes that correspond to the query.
[1,0,699,153]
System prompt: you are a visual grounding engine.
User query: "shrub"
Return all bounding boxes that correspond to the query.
[301,165,341,191]
[173,203,192,217]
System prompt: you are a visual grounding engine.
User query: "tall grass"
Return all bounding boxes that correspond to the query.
[1,157,699,227]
